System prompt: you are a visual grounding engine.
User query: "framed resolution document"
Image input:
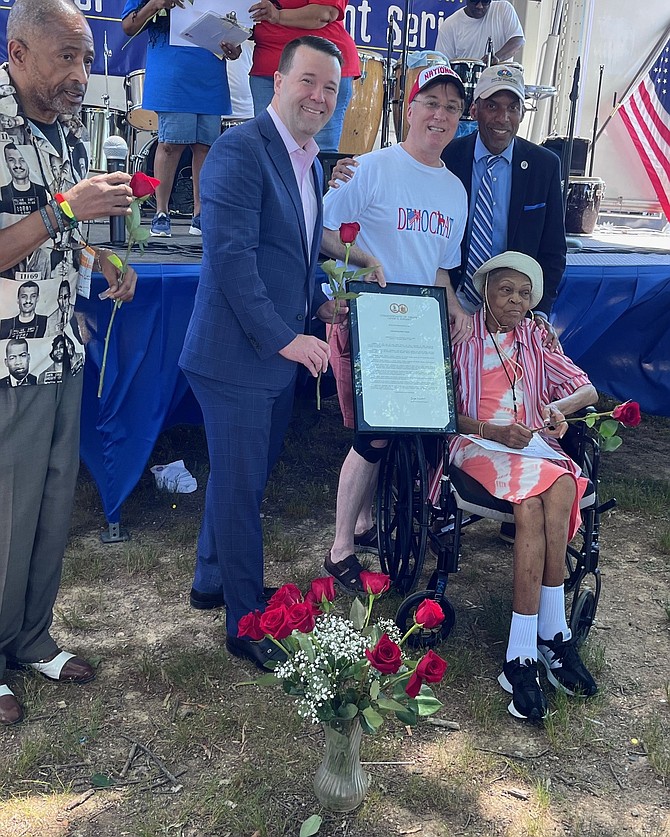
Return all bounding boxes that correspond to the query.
[347,282,457,435]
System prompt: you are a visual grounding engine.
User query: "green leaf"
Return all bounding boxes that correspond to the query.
[129,199,141,231]
[375,696,406,712]
[598,419,619,438]
[359,712,376,735]
[90,773,114,788]
[370,680,380,701]
[296,631,316,663]
[105,253,124,271]
[600,434,623,451]
[414,688,443,717]
[362,705,384,731]
[395,708,418,726]
[349,597,367,631]
[336,702,358,720]
[339,292,360,300]
[585,414,598,427]
[133,227,151,243]
[300,815,322,837]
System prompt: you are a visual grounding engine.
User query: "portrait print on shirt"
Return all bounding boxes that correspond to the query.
[0,141,48,217]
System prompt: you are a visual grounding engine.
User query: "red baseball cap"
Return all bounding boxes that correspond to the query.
[407,65,466,104]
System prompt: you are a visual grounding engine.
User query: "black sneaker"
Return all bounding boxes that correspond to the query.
[537,632,598,697]
[499,522,516,544]
[498,657,548,722]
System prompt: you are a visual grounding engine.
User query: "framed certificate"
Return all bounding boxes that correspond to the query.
[347,281,457,435]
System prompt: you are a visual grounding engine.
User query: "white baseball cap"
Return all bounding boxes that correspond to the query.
[473,65,525,103]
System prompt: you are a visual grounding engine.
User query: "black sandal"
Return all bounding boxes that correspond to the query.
[353,526,378,554]
[324,552,365,595]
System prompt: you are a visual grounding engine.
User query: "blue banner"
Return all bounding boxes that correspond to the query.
[0,0,462,77]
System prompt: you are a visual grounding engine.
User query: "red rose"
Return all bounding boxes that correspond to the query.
[237,610,264,641]
[288,601,318,633]
[415,650,448,684]
[129,171,160,198]
[267,583,303,609]
[339,222,360,245]
[359,571,391,596]
[365,633,402,674]
[405,670,423,699]
[259,604,292,640]
[414,599,445,629]
[611,401,641,428]
[309,576,336,605]
[405,650,448,699]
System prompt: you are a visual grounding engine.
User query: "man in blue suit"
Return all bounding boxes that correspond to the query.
[441,64,566,323]
[179,36,343,669]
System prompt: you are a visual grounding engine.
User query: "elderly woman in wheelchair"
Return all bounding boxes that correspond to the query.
[445,251,600,721]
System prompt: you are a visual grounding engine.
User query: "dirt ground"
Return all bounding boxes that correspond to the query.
[0,399,668,837]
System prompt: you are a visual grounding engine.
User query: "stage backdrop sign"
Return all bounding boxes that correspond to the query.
[0,0,462,76]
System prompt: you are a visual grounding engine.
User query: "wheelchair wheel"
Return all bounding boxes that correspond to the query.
[395,591,455,649]
[570,589,597,647]
[377,436,428,595]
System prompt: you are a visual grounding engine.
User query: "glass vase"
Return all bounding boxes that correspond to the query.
[313,719,368,812]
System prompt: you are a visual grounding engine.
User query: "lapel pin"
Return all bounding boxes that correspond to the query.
[521,160,529,170]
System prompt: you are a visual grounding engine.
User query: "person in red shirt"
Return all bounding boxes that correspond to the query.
[249,0,359,152]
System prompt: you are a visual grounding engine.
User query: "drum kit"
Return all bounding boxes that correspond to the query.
[339,50,560,152]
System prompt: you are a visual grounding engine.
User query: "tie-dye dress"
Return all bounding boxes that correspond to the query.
[449,312,592,540]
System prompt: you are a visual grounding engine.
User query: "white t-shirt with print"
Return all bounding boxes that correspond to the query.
[434,1,524,62]
[322,143,467,286]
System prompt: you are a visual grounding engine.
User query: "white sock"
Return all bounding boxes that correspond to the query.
[506,612,538,663]
[538,584,571,643]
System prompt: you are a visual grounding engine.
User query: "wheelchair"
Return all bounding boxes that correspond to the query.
[375,414,616,649]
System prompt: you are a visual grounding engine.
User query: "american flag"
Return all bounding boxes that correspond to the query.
[618,35,670,219]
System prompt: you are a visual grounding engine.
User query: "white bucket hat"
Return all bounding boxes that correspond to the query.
[472,251,544,309]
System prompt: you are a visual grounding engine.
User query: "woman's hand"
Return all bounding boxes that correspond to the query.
[489,422,533,449]
[541,404,567,439]
[249,0,280,24]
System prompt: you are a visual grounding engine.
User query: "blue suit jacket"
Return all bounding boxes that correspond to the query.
[180,110,326,389]
[441,132,566,315]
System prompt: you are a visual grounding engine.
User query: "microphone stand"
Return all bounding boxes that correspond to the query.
[102,31,112,116]
[561,56,581,215]
[588,64,604,177]
[380,16,396,147]
[485,37,494,67]
[394,0,413,142]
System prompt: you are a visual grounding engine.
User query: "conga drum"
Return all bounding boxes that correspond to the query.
[392,52,449,141]
[450,58,486,117]
[339,51,385,155]
[565,177,605,234]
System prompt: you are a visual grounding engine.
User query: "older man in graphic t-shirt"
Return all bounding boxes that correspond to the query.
[320,65,469,594]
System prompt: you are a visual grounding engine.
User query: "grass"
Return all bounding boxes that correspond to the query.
[599,475,670,515]
[1,404,668,837]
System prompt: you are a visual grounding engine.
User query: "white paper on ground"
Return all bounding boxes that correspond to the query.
[463,433,569,460]
[150,460,198,493]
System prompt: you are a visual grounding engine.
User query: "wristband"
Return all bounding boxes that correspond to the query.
[40,206,57,240]
[49,199,67,234]
[54,192,78,230]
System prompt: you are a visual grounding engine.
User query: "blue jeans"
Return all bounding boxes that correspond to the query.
[249,75,353,153]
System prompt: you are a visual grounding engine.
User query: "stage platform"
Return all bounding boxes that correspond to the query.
[79,219,670,525]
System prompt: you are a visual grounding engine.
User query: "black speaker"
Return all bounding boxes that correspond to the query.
[541,136,590,177]
[318,152,354,194]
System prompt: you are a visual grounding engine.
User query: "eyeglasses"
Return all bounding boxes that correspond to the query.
[413,99,463,116]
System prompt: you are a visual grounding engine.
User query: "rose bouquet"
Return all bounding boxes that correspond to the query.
[238,573,448,731]
[97,171,160,397]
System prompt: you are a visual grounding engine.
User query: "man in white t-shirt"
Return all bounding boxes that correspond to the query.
[435,0,525,65]
[320,65,470,594]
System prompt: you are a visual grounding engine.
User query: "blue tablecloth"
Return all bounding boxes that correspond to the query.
[79,256,670,523]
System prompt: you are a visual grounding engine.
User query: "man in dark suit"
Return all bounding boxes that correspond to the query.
[441,64,566,325]
[179,36,343,669]
[0,337,37,387]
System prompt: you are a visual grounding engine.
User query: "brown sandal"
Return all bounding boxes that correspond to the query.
[324,553,365,595]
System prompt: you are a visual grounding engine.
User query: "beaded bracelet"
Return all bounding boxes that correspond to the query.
[49,199,67,235]
[39,206,57,240]
[54,192,78,230]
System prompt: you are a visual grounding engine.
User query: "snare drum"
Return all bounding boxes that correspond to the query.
[80,106,129,173]
[565,177,605,235]
[339,51,385,155]
[393,53,449,141]
[133,137,193,217]
[450,58,486,118]
[124,70,158,132]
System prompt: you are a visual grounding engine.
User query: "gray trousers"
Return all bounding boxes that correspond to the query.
[0,371,83,680]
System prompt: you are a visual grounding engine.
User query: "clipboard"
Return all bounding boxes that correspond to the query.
[179,10,251,55]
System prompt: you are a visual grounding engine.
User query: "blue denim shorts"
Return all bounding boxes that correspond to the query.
[157,112,221,146]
